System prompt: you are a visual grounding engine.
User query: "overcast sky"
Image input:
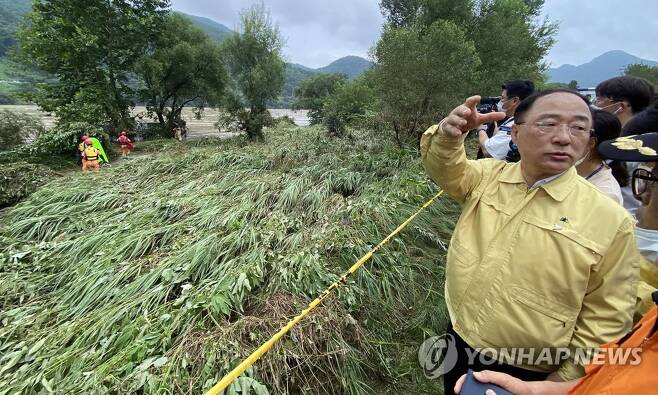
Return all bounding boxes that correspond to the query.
[170,0,658,69]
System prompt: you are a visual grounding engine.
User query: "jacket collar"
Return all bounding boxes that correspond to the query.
[499,163,577,202]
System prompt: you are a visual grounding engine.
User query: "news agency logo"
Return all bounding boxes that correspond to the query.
[417,337,644,380]
[418,334,458,379]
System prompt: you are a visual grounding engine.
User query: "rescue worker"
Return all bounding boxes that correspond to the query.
[118,131,133,157]
[78,135,89,163]
[81,139,101,173]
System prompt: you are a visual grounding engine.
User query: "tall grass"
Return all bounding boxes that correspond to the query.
[0,125,460,394]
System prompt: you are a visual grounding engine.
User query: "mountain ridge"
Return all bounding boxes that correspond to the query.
[548,50,658,87]
[183,13,373,106]
[185,14,373,78]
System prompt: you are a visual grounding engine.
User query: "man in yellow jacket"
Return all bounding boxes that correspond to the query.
[421,90,640,393]
[452,134,658,395]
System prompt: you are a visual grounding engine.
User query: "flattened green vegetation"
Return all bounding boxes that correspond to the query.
[0,126,459,394]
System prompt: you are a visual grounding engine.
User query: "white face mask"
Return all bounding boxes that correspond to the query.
[636,227,658,266]
[591,102,621,114]
[497,100,506,112]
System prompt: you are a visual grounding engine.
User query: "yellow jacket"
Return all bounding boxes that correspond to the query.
[636,257,658,320]
[420,124,640,381]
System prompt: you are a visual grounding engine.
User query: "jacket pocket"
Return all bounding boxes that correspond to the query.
[522,215,605,257]
[508,216,603,302]
[510,286,576,326]
[482,286,579,350]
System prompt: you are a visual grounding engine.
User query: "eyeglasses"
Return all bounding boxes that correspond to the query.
[516,121,594,137]
[632,168,658,197]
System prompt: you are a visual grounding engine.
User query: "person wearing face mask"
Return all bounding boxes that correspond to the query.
[575,110,624,204]
[593,76,654,128]
[593,76,655,215]
[452,133,658,395]
[478,80,535,160]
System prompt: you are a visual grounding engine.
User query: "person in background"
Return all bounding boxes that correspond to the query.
[454,133,658,395]
[623,100,658,136]
[593,76,654,128]
[593,76,656,215]
[599,133,658,319]
[575,109,624,204]
[78,134,89,162]
[478,80,535,160]
[81,138,100,173]
[422,90,640,394]
[584,94,593,104]
[173,124,183,141]
[117,131,133,157]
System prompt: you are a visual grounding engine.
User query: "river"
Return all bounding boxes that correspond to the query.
[0,105,310,139]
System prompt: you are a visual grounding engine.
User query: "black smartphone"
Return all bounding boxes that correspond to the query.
[459,369,514,395]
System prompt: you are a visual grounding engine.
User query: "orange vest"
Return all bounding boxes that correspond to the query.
[569,305,658,394]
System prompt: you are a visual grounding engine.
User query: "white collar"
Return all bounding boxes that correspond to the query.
[529,170,568,189]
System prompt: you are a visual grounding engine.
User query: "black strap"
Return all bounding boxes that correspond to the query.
[585,163,606,181]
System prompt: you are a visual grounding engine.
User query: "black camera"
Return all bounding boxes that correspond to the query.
[478,96,501,114]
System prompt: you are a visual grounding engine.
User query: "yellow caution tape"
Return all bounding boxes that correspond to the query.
[205,190,444,395]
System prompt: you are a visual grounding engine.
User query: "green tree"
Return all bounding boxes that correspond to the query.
[0,110,44,151]
[378,0,556,94]
[322,75,376,137]
[380,0,424,27]
[568,80,579,89]
[421,0,475,28]
[625,64,658,88]
[468,0,556,94]
[222,3,285,141]
[372,20,480,141]
[17,0,169,130]
[293,73,347,125]
[541,81,570,89]
[0,0,32,57]
[381,0,475,29]
[136,13,227,132]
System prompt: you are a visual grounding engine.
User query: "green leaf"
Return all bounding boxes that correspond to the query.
[0,351,23,375]
[152,356,168,368]
[253,382,269,395]
[210,294,231,316]
[136,357,156,371]
[28,339,46,356]
[40,377,54,393]
[161,268,174,283]
[239,376,250,394]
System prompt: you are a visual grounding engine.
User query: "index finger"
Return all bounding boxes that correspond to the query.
[464,95,482,111]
